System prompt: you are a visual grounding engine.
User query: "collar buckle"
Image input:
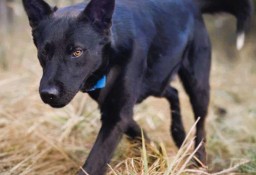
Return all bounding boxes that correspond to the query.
[87,75,107,92]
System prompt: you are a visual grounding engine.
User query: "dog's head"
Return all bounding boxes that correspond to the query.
[23,0,115,108]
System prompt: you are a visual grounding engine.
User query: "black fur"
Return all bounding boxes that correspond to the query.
[22,0,253,174]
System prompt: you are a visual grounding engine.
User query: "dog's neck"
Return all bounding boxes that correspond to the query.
[80,43,112,92]
[82,71,108,92]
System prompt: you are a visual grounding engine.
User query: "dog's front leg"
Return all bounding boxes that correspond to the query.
[79,94,135,175]
[79,42,146,175]
[79,120,123,175]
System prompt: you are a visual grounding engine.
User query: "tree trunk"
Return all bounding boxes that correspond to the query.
[0,0,14,32]
[0,0,8,33]
[0,0,14,69]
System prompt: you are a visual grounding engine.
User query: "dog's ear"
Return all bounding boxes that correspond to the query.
[80,0,115,33]
[22,0,53,28]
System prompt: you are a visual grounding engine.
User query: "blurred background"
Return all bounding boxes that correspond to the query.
[0,0,256,174]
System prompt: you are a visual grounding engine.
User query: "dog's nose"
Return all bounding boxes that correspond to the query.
[40,87,60,102]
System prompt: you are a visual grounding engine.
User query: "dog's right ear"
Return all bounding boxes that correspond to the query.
[22,0,53,28]
[79,0,115,34]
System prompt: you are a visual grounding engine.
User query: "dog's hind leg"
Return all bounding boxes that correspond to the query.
[179,66,210,165]
[163,86,186,148]
[178,24,211,165]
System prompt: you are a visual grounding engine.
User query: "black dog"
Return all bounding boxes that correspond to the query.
[22,0,253,174]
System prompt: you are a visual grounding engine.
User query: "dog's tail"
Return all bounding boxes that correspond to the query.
[194,0,254,50]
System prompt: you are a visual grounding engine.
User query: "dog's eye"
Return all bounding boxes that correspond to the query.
[72,48,83,58]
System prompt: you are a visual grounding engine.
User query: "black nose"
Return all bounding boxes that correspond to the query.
[40,87,60,103]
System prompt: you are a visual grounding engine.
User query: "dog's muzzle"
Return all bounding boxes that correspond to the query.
[40,86,60,106]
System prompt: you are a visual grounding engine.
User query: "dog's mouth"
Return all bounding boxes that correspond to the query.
[40,92,74,108]
[40,84,82,109]
[47,102,66,108]
[40,71,100,108]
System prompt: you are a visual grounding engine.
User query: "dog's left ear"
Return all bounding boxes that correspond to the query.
[80,0,115,33]
[22,0,53,28]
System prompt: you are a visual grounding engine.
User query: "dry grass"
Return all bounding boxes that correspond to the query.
[0,7,256,175]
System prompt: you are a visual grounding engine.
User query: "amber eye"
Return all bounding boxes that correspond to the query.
[72,49,83,58]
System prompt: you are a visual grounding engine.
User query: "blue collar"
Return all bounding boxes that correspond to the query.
[87,75,107,92]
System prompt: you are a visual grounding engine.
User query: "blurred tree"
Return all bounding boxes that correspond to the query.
[0,0,14,69]
[0,0,14,33]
